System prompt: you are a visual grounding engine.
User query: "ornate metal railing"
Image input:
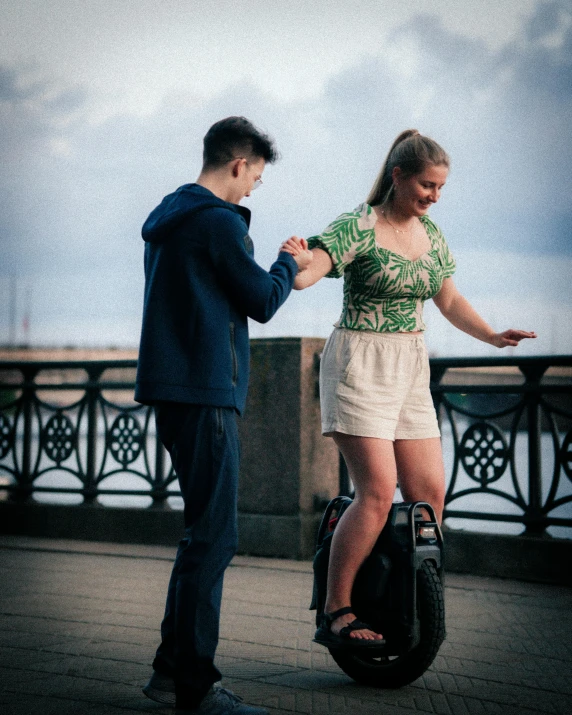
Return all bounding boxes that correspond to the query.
[0,361,176,507]
[1,356,571,537]
[433,356,572,536]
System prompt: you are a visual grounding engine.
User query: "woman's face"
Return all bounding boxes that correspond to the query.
[392,163,449,216]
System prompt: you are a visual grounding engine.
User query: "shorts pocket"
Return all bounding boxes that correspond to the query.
[342,336,366,380]
[417,344,431,385]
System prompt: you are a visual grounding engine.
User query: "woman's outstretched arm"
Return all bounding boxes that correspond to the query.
[433,277,537,347]
[280,238,334,289]
[293,248,334,289]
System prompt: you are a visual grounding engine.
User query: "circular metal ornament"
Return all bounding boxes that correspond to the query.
[459,421,508,485]
[43,413,75,464]
[108,413,143,466]
[0,413,13,459]
[561,430,572,481]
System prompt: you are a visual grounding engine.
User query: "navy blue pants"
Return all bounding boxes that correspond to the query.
[152,403,240,709]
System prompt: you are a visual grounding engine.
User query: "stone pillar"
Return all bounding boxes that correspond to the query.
[237,338,339,559]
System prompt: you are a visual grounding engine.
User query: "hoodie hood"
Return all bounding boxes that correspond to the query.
[142,183,251,243]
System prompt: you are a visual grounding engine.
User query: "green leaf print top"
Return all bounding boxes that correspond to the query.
[307,203,456,333]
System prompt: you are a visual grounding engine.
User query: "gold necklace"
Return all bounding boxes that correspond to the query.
[381,210,414,257]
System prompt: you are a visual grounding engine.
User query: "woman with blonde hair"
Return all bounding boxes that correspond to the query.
[283,129,536,648]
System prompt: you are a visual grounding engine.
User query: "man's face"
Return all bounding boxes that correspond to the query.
[243,158,265,198]
[231,157,265,204]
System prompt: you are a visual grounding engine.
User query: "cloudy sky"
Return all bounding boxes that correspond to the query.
[1,0,571,356]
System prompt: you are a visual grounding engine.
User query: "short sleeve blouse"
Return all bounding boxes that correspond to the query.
[307,203,455,332]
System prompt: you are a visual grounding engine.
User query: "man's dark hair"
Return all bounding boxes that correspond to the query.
[202,116,279,169]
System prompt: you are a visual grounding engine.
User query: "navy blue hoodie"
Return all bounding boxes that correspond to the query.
[135,183,297,414]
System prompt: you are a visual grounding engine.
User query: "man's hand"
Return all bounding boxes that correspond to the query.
[280,236,313,272]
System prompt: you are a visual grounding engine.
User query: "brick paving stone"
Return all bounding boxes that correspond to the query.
[431,652,572,694]
[0,665,55,690]
[240,675,435,715]
[444,624,572,660]
[438,641,565,672]
[217,655,305,680]
[1,537,571,715]
[0,615,159,650]
[0,692,147,715]
[0,646,70,673]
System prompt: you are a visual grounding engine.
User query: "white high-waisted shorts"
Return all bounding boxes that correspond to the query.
[319,327,440,441]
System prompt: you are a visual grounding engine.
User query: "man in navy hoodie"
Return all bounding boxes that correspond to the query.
[135,117,311,714]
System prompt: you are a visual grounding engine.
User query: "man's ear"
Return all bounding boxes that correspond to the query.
[231,158,245,178]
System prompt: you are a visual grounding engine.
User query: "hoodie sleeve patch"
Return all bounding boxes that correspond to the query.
[243,234,254,256]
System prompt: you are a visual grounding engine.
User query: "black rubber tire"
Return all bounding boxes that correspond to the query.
[330,560,445,688]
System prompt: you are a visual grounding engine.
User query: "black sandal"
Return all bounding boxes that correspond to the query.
[314,606,385,649]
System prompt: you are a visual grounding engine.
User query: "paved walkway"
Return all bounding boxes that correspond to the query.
[0,535,570,715]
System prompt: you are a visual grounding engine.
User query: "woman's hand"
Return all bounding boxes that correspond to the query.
[280,236,313,271]
[434,278,538,347]
[280,238,334,288]
[489,329,537,348]
[280,235,307,256]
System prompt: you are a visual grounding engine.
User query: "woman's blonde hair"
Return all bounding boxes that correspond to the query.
[366,129,450,206]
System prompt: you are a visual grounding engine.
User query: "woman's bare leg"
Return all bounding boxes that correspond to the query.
[394,438,445,522]
[324,433,397,641]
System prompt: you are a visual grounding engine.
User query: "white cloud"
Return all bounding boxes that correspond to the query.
[0,0,542,119]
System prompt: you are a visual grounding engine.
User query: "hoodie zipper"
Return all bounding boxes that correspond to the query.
[229,322,238,386]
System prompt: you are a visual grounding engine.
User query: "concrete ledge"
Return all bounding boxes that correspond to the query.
[1,502,571,584]
[0,501,184,546]
[443,528,572,586]
[0,502,321,560]
[237,512,322,560]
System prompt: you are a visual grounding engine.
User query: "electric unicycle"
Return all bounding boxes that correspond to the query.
[310,497,446,688]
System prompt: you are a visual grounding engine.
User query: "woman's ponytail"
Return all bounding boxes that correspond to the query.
[366,130,448,207]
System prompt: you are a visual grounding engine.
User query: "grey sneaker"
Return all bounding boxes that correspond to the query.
[179,684,269,714]
[142,670,176,705]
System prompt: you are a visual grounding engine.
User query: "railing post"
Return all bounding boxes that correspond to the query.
[83,366,102,505]
[521,365,547,536]
[15,367,36,502]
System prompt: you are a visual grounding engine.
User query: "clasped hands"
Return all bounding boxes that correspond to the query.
[280,236,313,271]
